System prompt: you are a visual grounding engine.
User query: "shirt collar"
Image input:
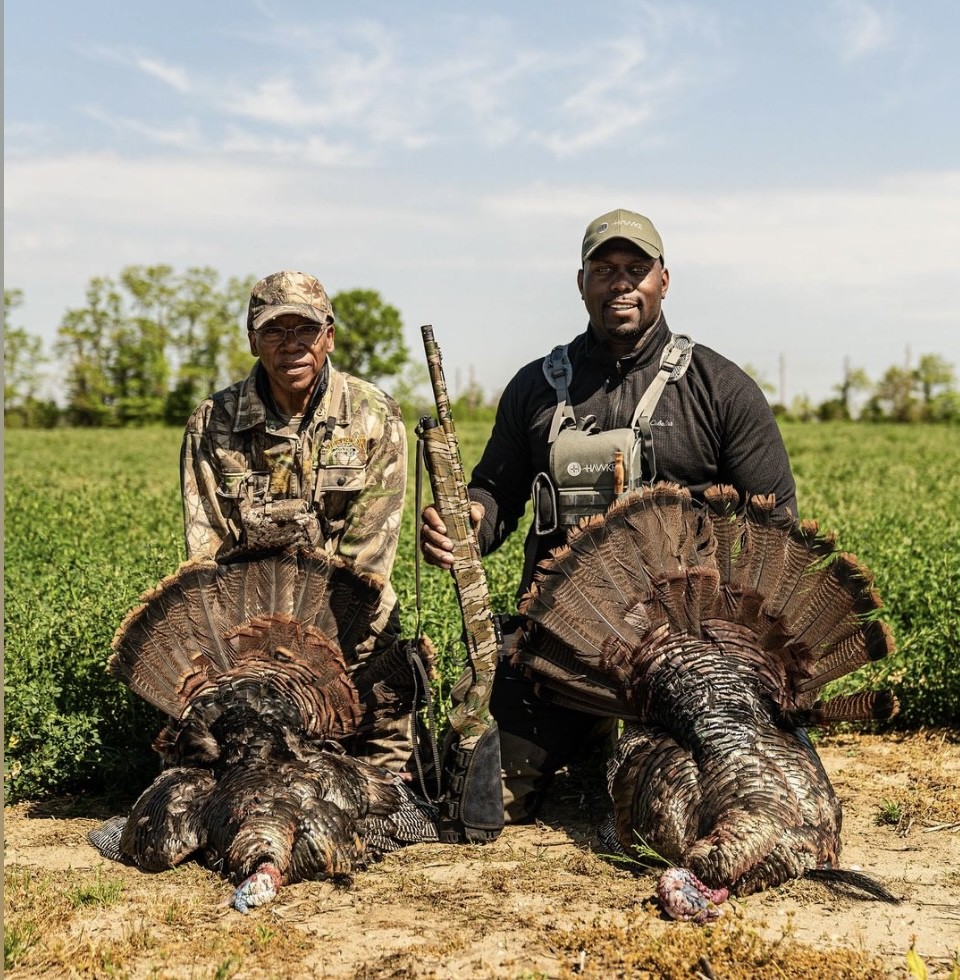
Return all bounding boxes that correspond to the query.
[584,312,670,371]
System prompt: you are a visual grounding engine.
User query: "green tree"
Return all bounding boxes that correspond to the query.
[113,265,175,424]
[165,269,255,425]
[4,291,61,428]
[56,266,259,427]
[832,363,871,419]
[56,278,123,426]
[914,354,955,419]
[330,289,408,382]
[874,366,920,422]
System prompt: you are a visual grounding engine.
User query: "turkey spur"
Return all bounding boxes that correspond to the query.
[87,549,438,913]
[514,483,900,922]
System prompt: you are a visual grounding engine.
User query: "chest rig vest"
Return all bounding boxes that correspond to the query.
[229,369,347,552]
[531,333,695,535]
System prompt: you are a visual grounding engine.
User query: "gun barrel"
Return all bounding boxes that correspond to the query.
[418,324,504,843]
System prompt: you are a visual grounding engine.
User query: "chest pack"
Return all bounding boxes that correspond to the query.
[532,334,694,535]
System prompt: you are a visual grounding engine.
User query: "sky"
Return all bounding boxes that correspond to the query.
[4,0,960,406]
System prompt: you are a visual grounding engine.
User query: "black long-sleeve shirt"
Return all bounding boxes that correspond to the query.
[469,314,797,598]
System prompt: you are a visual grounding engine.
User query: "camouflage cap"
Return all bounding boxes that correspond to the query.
[581,209,664,263]
[247,271,335,332]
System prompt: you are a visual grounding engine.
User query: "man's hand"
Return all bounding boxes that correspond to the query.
[419,502,484,570]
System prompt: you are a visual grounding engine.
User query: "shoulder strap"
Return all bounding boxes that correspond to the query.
[631,333,695,426]
[320,368,346,451]
[542,345,576,443]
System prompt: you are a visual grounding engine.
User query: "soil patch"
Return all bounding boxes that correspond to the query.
[4,731,959,978]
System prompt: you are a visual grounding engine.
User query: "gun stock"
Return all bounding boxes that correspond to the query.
[418,324,504,844]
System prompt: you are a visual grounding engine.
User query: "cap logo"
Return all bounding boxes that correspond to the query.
[597,222,609,234]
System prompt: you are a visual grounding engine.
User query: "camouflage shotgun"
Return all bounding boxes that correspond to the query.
[417,324,504,844]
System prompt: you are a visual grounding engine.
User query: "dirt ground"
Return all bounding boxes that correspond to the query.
[4,730,959,979]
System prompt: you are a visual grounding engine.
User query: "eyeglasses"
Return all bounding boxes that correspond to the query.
[255,321,330,347]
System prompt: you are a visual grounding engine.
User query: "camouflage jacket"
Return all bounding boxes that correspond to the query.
[181,362,407,648]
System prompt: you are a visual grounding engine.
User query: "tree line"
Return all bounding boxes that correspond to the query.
[3,268,410,428]
[3,267,958,427]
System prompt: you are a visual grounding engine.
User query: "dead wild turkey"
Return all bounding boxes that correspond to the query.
[514,483,900,922]
[87,549,439,913]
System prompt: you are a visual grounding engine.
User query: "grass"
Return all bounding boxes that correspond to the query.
[3,420,960,803]
[67,873,126,908]
[876,799,904,827]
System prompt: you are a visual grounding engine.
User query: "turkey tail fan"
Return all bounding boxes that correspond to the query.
[759,520,835,620]
[792,621,895,703]
[702,485,741,583]
[697,495,896,701]
[229,548,383,660]
[110,550,383,714]
[518,484,716,670]
[611,483,720,635]
[727,494,800,595]
[775,553,894,691]
[221,614,363,740]
[610,484,716,583]
[515,483,897,729]
[519,566,644,669]
[109,559,230,715]
[513,627,633,717]
[214,548,301,629]
[790,690,900,727]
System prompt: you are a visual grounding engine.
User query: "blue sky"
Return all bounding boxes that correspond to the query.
[5,0,959,404]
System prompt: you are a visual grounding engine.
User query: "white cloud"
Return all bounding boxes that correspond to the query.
[829,0,896,63]
[81,106,201,148]
[135,55,191,93]
[75,12,710,164]
[5,148,957,407]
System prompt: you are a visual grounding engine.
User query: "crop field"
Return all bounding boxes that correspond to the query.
[3,421,959,802]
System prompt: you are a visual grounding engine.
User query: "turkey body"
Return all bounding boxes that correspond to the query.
[514,483,898,918]
[88,550,438,910]
[606,639,841,897]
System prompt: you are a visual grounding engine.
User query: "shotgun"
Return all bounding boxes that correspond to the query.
[417,324,504,844]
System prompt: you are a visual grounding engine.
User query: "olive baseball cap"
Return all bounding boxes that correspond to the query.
[581,209,664,263]
[247,271,335,332]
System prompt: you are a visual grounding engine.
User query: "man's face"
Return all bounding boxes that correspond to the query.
[577,241,669,355]
[249,313,335,413]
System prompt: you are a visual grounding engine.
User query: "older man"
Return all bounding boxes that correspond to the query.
[420,209,798,821]
[181,270,417,773]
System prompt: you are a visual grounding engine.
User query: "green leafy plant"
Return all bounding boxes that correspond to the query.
[4,421,959,803]
[877,799,904,826]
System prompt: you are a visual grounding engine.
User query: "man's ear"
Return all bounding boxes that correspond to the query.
[248,331,258,356]
[577,267,585,299]
[325,324,336,354]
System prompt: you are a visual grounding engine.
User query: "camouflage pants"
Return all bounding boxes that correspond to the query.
[350,710,428,775]
[347,636,439,798]
[487,619,616,823]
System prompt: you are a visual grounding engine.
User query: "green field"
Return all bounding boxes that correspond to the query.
[4,421,959,802]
